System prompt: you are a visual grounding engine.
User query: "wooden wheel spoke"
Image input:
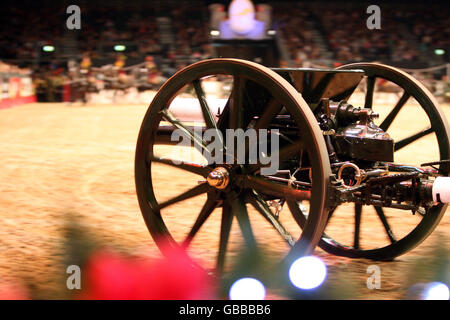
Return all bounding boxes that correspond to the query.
[160,108,210,155]
[248,139,305,173]
[183,196,218,247]
[157,183,210,210]
[374,206,397,243]
[365,76,376,109]
[278,140,305,158]
[230,195,257,250]
[242,98,284,159]
[149,155,209,177]
[326,207,336,223]
[240,175,310,202]
[193,79,218,131]
[394,126,433,151]
[253,98,283,130]
[248,191,296,247]
[217,201,233,274]
[354,203,362,249]
[229,76,245,130]
[379,91,410,131]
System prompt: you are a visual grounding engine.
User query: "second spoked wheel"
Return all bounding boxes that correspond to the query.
[135,59,331,274]
[295,63,450,260]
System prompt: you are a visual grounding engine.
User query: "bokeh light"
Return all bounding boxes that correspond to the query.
[114,45,126,52]
[42,45,55,52]
[289,256,327,290]
[423,282,450,300]
[229,277,266,300]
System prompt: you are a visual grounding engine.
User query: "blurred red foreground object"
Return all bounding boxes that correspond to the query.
[79,245,215,300]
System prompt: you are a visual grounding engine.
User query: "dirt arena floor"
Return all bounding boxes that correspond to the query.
[0,100,449,299]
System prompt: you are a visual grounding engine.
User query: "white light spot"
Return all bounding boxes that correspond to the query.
[423,282,450,300]
[229,277,266,300]
[289,256,327,290]
[114,45,126,52]
[42,45,55,52]
[210,30,220,36]
[267,30,276,36]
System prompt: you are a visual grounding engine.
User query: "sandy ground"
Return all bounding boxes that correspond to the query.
[0,100,449,299]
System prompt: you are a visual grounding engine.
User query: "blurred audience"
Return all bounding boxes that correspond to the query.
[273,5,323,67]
[0,2,448,96]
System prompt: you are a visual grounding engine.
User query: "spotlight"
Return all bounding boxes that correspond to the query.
[434,49,445,55]
[229,277,266,300]
[267,30,276,36]
[289,256,327,290]
[210,30,220,36]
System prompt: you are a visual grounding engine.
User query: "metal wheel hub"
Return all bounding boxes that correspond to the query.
[207,167,230,190]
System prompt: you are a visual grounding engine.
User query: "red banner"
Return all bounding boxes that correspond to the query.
[0,75,36,110]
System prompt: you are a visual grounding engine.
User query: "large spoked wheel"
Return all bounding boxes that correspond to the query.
[135,59,331,274]
[295,62,450,260]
